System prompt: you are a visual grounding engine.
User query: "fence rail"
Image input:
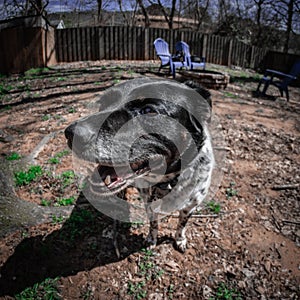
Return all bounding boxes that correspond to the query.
[55,26,268,70]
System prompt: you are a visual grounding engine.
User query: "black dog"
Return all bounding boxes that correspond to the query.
[65,78,213,252]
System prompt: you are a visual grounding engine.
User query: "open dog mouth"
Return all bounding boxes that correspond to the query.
[87,159,152,196]
[100,161,150,188]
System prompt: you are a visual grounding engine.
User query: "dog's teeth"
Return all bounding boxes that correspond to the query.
[104,175,111,185]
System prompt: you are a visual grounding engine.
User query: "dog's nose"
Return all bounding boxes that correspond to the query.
[65,122,77,140]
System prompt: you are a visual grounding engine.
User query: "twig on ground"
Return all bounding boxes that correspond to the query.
[271,184,299,190]
[282,219,300,226]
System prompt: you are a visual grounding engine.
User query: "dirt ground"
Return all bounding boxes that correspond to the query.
[0,61,299,299]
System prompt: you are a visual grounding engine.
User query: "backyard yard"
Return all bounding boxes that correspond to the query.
[0,61,299,299]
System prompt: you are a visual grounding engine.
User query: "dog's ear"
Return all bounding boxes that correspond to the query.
[184,80,212,109]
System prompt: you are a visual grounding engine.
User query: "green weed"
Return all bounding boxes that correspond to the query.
[25,67,49,76]
[60,209,94,241]
[0,105,12,111]
[48,157,60,164]
[48,150,70,164]
[206,201,221,214]
[52,215,65,224]
[224,92,238,99]
[55,77,66,82]
[0,83,13,96]
[60,170,76,188]
[41,199,51,206]
[226,182,238,198]
[14,165,43,186]
[42,114,51,121]
[68,106,76,113]
[15,277,61,300]
[6,152,21,161]
[54,196,76,207]
[213,282,242,300]
[56,150,69,158]
[167,284,175,299]
[127,281,147,299]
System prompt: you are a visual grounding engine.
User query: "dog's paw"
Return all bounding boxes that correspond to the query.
[175,237,187,253]
[144,234,157,250]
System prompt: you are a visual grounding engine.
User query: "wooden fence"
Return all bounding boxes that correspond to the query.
[55,26,268,70]
[1,23,299,75]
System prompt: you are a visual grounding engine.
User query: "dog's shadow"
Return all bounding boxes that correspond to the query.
[0,193,146,296]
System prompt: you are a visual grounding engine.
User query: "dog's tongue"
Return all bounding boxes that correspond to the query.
[97,161,149,189]
[97,165,122,186]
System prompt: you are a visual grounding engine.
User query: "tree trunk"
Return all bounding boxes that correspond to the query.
[97,0,102,23]
[137,0,150,28]
[283,0,294,53]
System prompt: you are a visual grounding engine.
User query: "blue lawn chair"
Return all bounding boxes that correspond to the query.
[256,60,300,101]
[153,38,188,78]
[175,41,206,71]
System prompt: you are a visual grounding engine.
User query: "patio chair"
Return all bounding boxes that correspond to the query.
[175,41,206,71]
[153,38,188,78]
[256,60,300,101]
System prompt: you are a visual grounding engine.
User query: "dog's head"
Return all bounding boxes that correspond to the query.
[65,78,211,196]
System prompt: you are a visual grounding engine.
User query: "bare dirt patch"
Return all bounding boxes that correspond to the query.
[0,61,299,299]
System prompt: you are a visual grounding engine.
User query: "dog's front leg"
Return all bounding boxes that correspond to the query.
[175,201,197,252]
[146,207,159,248]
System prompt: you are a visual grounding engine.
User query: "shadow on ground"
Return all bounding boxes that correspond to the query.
[0,194,145,296]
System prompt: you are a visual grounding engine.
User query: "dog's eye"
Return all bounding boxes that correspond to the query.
[140,107,156,115]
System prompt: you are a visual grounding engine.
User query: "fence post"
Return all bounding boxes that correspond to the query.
[202,34,207,59]
[144,27,149,60]
[227,39,233,67]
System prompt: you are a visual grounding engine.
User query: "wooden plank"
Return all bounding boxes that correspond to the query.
[90,27,96,60]
[67,28,72,62]
[124,26,128,60]
[98,27,104,60]
[144,27,149,60]
[62,29,68,62]
[227,39,233,67]
[55,30,62,62]
[78,27,83,61]
[202,34,207,61]
[71,28,76,61]
[86,27,91,61]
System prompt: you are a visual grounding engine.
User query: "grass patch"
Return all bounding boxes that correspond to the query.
[224,92,238,99]
[14,165,43,186]
[60,209,94,241]
[15,277,61,300]
[0,83,13,96]
[24,67,50,76]
[127,248,164,299]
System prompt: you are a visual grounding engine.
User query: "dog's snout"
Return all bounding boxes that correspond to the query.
[65,122,77,140]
